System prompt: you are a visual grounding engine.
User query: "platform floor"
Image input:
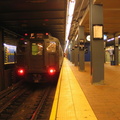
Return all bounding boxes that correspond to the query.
[50,58,120,120]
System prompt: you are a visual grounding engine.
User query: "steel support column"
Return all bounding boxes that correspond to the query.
[89,0,104,84]
[78,26,85,71]
[74,41,78,66]
[70,42,72,62]
[114,36,119,65]
[71,41,75,64]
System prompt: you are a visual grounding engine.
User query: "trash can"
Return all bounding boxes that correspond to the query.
[111,61,115,65]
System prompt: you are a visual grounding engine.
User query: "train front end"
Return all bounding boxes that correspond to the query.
[16,33,63,83]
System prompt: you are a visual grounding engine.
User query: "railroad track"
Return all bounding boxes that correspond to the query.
[0,82,31,119]
[0,82,56,120]
[30,86,52,120]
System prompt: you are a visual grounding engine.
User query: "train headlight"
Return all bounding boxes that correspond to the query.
[17,68,25,76]
[48,67,56,75]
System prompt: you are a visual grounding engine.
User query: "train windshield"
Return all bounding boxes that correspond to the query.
[32,42,43,55]
[46,42,56,52]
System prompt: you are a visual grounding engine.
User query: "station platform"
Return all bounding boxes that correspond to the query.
[50,58,120,120]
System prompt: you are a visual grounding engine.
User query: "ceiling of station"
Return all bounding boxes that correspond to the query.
[0,0,66,47]
[0,0,120,48]
[69,0,120,40]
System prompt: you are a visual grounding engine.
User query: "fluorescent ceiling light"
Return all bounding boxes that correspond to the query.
[65,0,76,52]
[75,35,78,41]
[65,0,76,41]
[107,38,114,42]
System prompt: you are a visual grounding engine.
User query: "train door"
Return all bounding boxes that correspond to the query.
[28,40,44,72]
[45,41,58,68]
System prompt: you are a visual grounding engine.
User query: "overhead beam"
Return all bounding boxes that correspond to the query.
[0,11,65,21]
[93,0,103,4]
[79,6,89,26]
[0,10,65,14]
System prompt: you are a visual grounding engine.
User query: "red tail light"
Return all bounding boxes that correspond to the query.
[48,67,56,75]
[17,68,25,76]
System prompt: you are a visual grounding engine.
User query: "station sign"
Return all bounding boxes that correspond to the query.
[93,24,103,40]
[24,32,49,39]
[30,33,44,39]
[79,39,84,50]
[74,44,78,48]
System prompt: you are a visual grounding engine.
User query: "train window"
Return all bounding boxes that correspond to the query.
[32,43,43,55]
[46,42,56,52]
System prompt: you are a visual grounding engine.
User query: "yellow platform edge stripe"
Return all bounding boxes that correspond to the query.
[49,62,63,120]
[66,61,98,120]
[49,58,98,120]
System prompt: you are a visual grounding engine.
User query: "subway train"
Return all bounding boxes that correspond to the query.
[15,33,63,83]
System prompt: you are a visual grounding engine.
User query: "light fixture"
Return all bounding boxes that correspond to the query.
[107,38,114,42]
[86,34,107,41]
[64,0,76,52]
